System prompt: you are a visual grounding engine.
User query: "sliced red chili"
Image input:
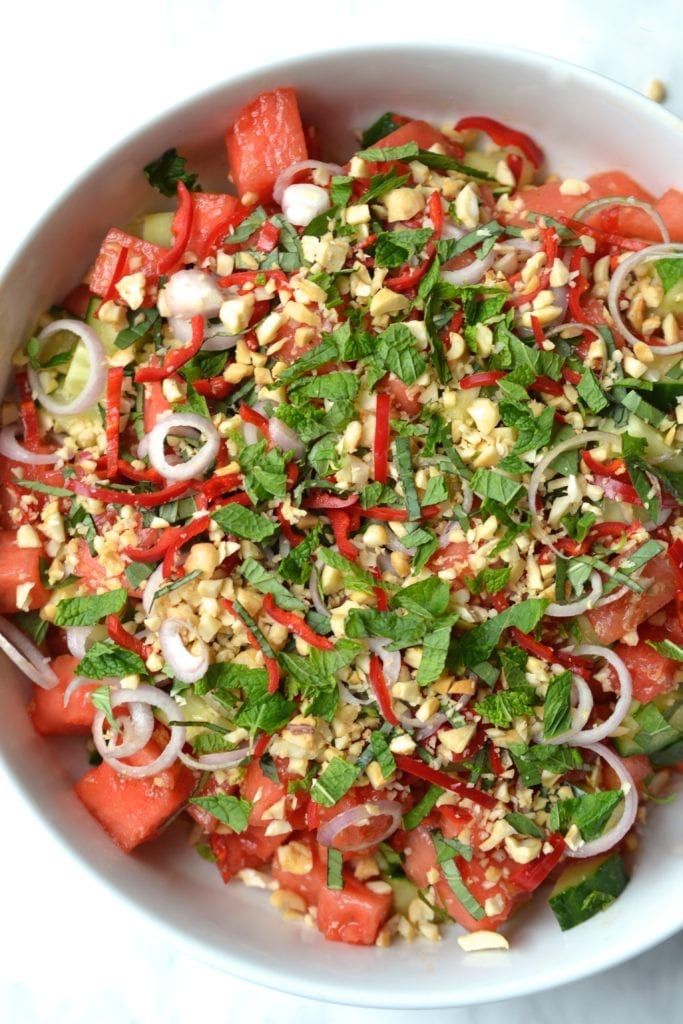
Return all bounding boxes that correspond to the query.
[135,315,204,382]
[162,514,211,578]
[304,491,359,510]
[193,377,235,399]
[505,152,523,186]
[238,403,270,443]
[157,182,193,275]
[530,315,546,349]
[455,116,544,168]
[370,567,389,612]
[581,450,627,479]
[386,259,431,294]
[373,392,391,485]
[197,472,242,503]
[459,371,507,390]
[275,505,304,547]
[427,190,444,238]
[116,460,165,485]
[562,366,582,386]
[327,509,359,561]
[106,614,149,660]
[217,269,290,291]
[105,367,124,480]
[531,375,564,397]
[262,593,333,651]
[369,654,400,726]
[255,221,280,253]
[394,755,497,811]
[68,478,191,508]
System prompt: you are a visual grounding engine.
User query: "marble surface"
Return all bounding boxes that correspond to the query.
[1,1,681,1020]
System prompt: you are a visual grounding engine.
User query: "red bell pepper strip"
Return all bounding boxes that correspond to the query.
[530,315,546,349]
[360,504,441,522]
[252,732,270,760]
[122,531,176,562]
[511,627,592,680]
[459,371,507,390]
[370,567,389,612]
[394,755,497,811]
[505,152,523,186]
[304,491,359,510]
[116,460,165,485]
[102,244,129,303]
[373,392,391,485]
[107,615,149,660]
[386,259,431,294]
[162,514,211,578]
[255,221,280,253]
[509,834,565,892]
[275,504,304,547]
[455,116,544,168]
[327,509,359,561]
[193,377,235,399]
[105,367,124,480]
[221,597,281,693]
[15,371,41,451]
[68,478,191,508]
[581,450,627,479]
[238,403,270,443]
[134,315,205,382]
[369,654,400,726]
[195,473,243,508]
[594,476,642,506]
[531,375,564,397]
[567,247,592,324]
[157,182,193,275]
[217,269,290,291]
[427,190,444,238]
[262,592,334,650]
[488,744,505,776]
[562,366,582,386]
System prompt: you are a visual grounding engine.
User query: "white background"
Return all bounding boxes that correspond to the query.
[1,1,681,1021]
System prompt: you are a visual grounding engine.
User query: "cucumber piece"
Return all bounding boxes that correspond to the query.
[631,702,680,755]
[549,852,628,931]
[389,876,418,916]
[650,738,683,767]
[623,414,683,472]
[85,296,119,354]
[126,212,174,248]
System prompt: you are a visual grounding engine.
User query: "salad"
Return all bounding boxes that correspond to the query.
[2,86,683,951]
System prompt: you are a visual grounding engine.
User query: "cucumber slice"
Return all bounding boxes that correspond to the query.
[127,212,174,248]
[623,414,683,472]
[389,876,418,916]
[85,296,119,354]
[549,852,628,931]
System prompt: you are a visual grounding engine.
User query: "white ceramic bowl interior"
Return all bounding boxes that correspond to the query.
[0,44,682,1009]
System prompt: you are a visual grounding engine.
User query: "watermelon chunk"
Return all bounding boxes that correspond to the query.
[29,655,97,736]
[226,87,307,203]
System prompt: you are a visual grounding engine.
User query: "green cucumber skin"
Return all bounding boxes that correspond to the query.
[549,853,629,931]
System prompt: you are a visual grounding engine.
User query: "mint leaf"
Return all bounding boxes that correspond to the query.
[144,147,201,197]
[470,469,524,507]
[54,589,128,628]
[317,547,377,594]
[543,670,573,739]
[241,557,306,612]
[449,599,548,668]
[311,757,360,807]
[549,790,623,841]
[77,640,146,680]
[212,504,277,542]
[189,794,252,833]
[475,689,534,728]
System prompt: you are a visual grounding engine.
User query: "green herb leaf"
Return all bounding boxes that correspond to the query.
[370,730,397,778]
[90,685,117,730]
[549,790,623,841]
[374,228,433,269]
[189,794,252,833]
[311,757,360,807]
[509,743,583,787]
[77,640,146,680]
[543,670,573,739]
[144,148,201,197]
[449,599,548,668]
[402,785,444,830]
[279,525,322,586]
[475,689,535,728]
[212,504,277,542]
[54,588,127,627]
[647,638,683,661]
[326,847,344,889]
[241,557,306,612]
[505,812,544,838]
[470,468,524,507]
[317,547,376,594]
[394,436,421,521]
[431,834,484,919]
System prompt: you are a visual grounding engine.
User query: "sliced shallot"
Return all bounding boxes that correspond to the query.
[179,745,250,771]
[28,320,107,416]
[159,619,209,684]
[91,684,186,778]
[0,423,60,465]
[546,571,603,617]
[607,243,683,353]
[147,412,220,482]
[566,742,638,859]
[0,616,58,689]
[566,645,633,744]
[317,799,403,851]
[273,160,343,206]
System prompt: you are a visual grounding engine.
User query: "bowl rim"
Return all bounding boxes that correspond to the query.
[1,40,682,1009]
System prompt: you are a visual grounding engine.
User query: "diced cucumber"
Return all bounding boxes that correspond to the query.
[389,876,418,916]
[549,852,629,931]
[622,414,683,472]
[126,212,174,248]
[85,296,119,354]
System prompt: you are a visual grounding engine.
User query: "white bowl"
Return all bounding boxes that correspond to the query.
[0,44,682,1009]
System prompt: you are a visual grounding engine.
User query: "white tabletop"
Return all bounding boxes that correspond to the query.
[1,1,681,1020]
